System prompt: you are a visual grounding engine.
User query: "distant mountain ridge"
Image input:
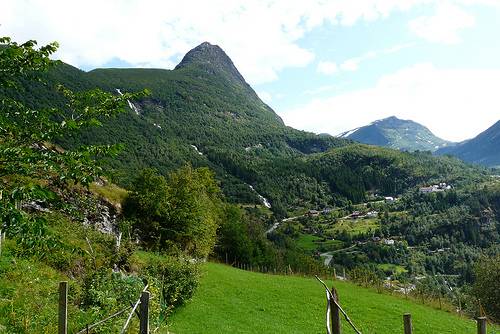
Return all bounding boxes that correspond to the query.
[339,116,453,152]
[436,120,500,167]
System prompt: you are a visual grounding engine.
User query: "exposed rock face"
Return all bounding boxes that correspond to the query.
[83,198,118,235]
[22,200,51,213]
[58,188,121,236]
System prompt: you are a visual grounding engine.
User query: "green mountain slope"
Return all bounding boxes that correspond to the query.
[340,116,453,152]
[2,43,486,214]
[437,120,500,167]
[168,262,479,334]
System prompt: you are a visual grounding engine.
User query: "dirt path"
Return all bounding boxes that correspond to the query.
[265,216,301,234]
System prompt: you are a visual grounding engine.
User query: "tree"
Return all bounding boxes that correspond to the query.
[124,166,224,258]
[217,205,253,263]
[0,37,145,237]
[471,255,500,321]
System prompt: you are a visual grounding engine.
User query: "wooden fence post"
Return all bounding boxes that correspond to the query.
[330,287,341,334]
[58,281,68,334]
[458,296,462,317]
[403,313,412,334]
[140,291,150,334]
[477,317,487,334]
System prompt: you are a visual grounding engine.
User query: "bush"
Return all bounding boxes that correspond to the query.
[81,269,145,310]
[142,254,200,316]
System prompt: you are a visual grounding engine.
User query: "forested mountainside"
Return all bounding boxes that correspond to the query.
[339,116,453,152]
[437,120,500,168]
[3,43,488,216]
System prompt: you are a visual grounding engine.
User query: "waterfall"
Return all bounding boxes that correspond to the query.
[116,88,140,115]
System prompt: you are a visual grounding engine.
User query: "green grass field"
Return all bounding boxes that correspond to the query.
[377,263,408,275]
[167,263,481,334]
[327,217,379,236]
[296,233,344,252]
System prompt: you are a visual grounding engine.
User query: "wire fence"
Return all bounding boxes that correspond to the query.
[314,276,491,334]
[58,281,150,334]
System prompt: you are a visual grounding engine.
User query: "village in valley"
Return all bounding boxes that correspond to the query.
[267,181,457,292]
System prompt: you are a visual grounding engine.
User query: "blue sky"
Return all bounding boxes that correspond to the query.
[2,0,500,141]
[256,3,500,141]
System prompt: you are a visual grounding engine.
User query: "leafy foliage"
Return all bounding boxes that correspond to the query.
[0,37,145,238]
[124,166,223,258]
[472,255,500,321]
[140,253,200,316]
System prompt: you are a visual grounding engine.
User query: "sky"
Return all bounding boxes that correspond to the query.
[2,0,500,141]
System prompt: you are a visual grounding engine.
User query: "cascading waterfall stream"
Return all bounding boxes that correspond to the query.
[116,88,140,115]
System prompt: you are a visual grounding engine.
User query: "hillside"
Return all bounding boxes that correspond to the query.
[3,44,488,216]
[5,42,354,209]
[168,262,478,334]
[339,116,453,152]
[437,120,500,167]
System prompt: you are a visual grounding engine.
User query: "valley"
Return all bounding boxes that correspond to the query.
[0,36,499,333]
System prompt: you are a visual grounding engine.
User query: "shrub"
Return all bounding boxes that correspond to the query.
[142,255,200,316]
[81,269,144,311]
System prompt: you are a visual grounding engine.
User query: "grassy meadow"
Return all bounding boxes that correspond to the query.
[167,262,483,334]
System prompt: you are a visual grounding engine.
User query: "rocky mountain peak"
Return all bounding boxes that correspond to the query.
[174,42,248,85]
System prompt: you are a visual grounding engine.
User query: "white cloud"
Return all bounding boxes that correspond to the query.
[317,61,339,75]
[1,0,318,84]
[336,43,415,72]
[2,0,489,85]
[280,63,500,141]
[303,85,338,96]
[409,2,476,44]
[340,59,360,72]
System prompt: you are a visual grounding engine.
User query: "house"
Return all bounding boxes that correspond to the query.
[307,209,320,217]
[366,210,378,217]
[349,211,361,219]
[419,186,434,193]
[419,182,451,193]
[322,208,333,215]
[383,239,395,245]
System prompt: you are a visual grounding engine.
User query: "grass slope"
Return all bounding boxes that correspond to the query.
[168,263,478,334]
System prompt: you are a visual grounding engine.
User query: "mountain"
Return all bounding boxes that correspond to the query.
[436,120,500,167]
[175,42,250,89]
[339,116,453,152]
[1,43,484,214]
